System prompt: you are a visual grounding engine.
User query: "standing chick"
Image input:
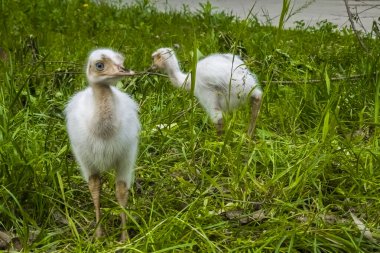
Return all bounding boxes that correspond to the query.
[65,49,140,241]
[151,47,262,137]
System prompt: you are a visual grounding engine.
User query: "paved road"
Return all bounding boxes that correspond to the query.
[119,0,379,31]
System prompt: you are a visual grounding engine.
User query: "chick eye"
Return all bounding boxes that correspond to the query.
[95,62,105,71]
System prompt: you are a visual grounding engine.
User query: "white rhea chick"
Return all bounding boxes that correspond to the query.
[151,48,263,137]
[65,49,140,241]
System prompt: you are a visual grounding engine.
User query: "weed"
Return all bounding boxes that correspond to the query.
[0,0,379,251]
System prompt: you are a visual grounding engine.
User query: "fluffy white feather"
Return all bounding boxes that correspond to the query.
[65,48,140,241]
[152,47,263,136]
[65,86,140,186]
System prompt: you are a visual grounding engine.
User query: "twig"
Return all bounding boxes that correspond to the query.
[27,70,169,78]
[132,71,170,78]
[5,68,377,86]
[34,71,82,76]
[138,71,374,84]
[261,72,376,84]
[343,0,368,51]
[141,71,376,85]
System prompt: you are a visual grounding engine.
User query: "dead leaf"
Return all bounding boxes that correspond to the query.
[222,209,243,220]
[53,211,69,225]
[10,237,23,251]
[0,47,7,61]
[221,209,266,225]
[250,209,266,221]
[0,230,23,252]
[0,230,11,249]
[350,212,376,243]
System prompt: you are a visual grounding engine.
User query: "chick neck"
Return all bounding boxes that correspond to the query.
[90,81,117,138]
[165,55,191,90]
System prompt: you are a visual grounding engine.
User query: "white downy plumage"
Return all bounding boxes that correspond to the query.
[152,47,262,137]
[65,48,140,241]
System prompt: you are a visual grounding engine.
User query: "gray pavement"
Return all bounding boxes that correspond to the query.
[119,0,380,31]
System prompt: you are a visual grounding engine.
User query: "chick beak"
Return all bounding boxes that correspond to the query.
[117,65,135,76]
[148,64,158,71]
[149,55,159,71]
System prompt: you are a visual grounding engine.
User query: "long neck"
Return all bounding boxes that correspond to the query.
[166,57,191,90]
[91,83,116,138]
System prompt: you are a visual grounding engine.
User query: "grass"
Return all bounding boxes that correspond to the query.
[0,0,380,251]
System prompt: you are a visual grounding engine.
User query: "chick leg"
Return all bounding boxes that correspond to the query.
[216,118,224,136]
[116,180,129,242]
[89,174,102,238]
[199,92,223,136]
[248,93,262,138]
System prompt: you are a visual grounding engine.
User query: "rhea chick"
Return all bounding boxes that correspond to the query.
[65,49,140,241]
[151,47,263,137]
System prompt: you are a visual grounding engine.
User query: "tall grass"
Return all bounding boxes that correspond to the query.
[0,0,379,251]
